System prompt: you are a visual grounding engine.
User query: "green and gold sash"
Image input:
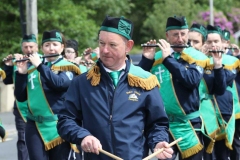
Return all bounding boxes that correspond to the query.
[27,67,62,150]
[150,48,209,158]
[27,59,81,150]
[232,81,240,119]
[13,65,28,122]
[209,54,239,150]
[199,79,219,153]
[214,93,235,150]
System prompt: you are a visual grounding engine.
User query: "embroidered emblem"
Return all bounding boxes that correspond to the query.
[232,69,236,74]
[155,66,165,83]
[204,70,211,74]
[52,70,59,74]
[128,93,138,101]
[29,73,36,89]
[66,71,73,80]
[118,18,131,36]
[196,65,203,74]
[56,32,62,42]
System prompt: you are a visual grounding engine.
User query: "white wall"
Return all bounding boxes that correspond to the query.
[0,81,14,112]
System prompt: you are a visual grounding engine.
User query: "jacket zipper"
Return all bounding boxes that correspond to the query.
[109,86,116,157]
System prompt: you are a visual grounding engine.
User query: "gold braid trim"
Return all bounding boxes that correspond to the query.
[215,133,226,141]
[208,127,220,139]
[206,139,215,153]
[181,52,210,68]
[86,65,101,86]
[52,65,81,75]
[224,60,240,70]
[205,60,239,71]
[238,60,240,72]
[128,73,160,90]
[153,58,163,67]
[217,132,234,150]
[45,137,64,151]
[225,139,233,150]
[0,70,6,80]
[86,65,160,90]
[235,113,240,119]
[28,68,37,74]
[181,143,203,159]
[70,144,80,153]
[205,64,214,70]
[205,128,219,153]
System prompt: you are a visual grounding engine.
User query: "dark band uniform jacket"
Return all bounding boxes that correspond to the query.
[14,55,81,150]
[139,45,209,158]
[57,59,169,160]
[14,57,79,113]
[3,34,39,122]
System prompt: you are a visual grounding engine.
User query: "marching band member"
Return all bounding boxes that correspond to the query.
[57,15,173,160]
[14,30,81,160]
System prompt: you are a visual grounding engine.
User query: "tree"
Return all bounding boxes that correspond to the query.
[0,0,23,63]
[38,0,99,54]
[140,0,203,43]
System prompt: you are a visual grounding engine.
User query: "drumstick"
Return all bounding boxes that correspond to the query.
[99,149,123,160]
[142,137,182,160]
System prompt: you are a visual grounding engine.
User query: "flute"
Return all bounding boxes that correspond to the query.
[208,50,224,53]
[15,53,60,62]
[2,53,35,62]
[141,44,189,48]
[225,47,238,50]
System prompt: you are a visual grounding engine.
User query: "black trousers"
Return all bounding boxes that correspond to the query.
[166,122,204,160]
[230,119,240,160]
[13,107,29,160]
[25,119,76,160]
[214,139,230,160]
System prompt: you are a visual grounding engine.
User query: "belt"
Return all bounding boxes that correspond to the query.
[27,112,58,123]
[167,111,200,123]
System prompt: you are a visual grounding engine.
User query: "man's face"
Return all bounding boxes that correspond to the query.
[166,29,189,52]
[188,31,204,51]
[206,33,223,50]
[222,39,230,50]
[98,31,133,70]
[21,42,38,55]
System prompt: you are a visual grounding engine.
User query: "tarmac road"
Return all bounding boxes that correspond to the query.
[0,111,18,160]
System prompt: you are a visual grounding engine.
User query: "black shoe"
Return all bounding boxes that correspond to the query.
[0,126,6,142]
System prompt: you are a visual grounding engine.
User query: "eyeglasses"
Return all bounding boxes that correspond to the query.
[65,51,75,54]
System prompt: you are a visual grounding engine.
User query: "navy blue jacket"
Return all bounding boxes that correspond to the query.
[203,68,228,95]
[203,67,235,122]
[57,60,169,160]
[214,68,236,120]
[139,54,203,122]
[3,65,14,85]
[3,64,32,109]
[14,58,76,114]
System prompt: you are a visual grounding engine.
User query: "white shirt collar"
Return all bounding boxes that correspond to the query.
[103,63,126,73]
[44,55,62,64]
